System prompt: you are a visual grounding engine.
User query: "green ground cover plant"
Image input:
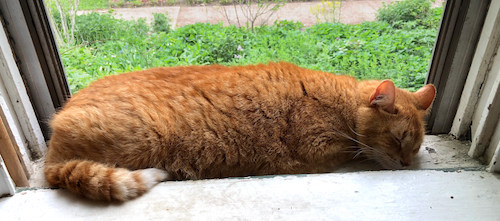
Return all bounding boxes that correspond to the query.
[376,0,440,28]
[60,0,441,93]
[80,0,109,10]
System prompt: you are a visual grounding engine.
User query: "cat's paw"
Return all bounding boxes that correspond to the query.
[140,168,170,188]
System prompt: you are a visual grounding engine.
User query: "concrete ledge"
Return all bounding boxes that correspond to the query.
[2,170,500,220]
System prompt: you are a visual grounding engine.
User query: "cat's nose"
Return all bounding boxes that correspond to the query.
[400,160,411,167]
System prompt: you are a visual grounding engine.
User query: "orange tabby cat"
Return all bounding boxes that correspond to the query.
[44,62,436,201]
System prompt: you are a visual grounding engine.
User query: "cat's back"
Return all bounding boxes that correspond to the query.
[63,62,355,110]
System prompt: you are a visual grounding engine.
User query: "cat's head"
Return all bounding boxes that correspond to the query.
[355,80,436,169]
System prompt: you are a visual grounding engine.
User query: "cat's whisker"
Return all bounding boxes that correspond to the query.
[332,128,375,152]
[340,150,362,153]
[374,161,386,169]
[364,154,384,167]
[335,135,389,161]
[357,158,374,164]
[377,154,401,169]
[347,123,365,137]
[359,148,398,169]
[353,150,364,159]
[368,154,386,167]
[343,149,362,153]
[358,146,386,157]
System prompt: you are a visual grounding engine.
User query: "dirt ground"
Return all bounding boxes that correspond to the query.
[79,0,445,27]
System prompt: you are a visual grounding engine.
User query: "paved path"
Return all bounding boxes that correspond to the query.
[81,0,445,28]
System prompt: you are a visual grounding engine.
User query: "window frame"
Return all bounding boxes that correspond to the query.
[0,0,71,141]
[426,0,491,134]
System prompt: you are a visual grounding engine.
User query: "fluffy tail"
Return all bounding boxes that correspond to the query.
[44,160,169,201]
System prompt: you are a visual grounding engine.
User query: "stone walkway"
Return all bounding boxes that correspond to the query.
[81,0,445,28]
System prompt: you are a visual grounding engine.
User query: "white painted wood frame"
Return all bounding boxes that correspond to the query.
[426,0,490,134]
[487,120,500,172]
[450,1,500,172]
[0,1,54,140]
[450,0,500,138]
[0,155,15,197]
[0,9,48,180]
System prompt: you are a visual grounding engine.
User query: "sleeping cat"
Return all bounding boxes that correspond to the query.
[44,62,436,201]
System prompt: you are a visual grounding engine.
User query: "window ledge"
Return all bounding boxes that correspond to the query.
[1,170,499,220]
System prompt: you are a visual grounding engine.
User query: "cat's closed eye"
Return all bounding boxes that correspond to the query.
[402,131,410,139]
[391,133,402,145]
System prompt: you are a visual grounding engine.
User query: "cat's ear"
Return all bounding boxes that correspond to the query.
[369,80,396,114]
[414,84,436,110]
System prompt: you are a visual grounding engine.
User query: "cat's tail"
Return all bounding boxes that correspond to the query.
[44,160,170,201]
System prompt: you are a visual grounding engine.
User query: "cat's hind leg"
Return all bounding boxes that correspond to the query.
[44,160,169,201]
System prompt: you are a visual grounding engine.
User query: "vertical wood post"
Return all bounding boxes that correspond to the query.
[0,118,29,187]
